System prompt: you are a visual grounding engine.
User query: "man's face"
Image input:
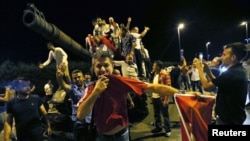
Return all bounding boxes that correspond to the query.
[13,80,31,95]
[126,55,133,64]
[93,57,113,78]
[152,63,158,72]
[221,48,234,67]
[109,17,114,23]
[96,18,102,26]
[48,45,54,51]
[84,74,91,82]
[133,27,139,33]
[211,57,221,67]
[72,72,84,87]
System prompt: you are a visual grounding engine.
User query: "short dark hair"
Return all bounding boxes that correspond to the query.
[154,60,163,69]
[72,69,83,75]
[47,42,53,46]
[120,25,128,32]
[223,42,248,61]
[92,51,114,62]
[16,76,28,81]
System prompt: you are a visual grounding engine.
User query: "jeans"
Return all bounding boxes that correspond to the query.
[134,49,143,77]
[191,80,203,94]
[152,98,171,132]
[95,127,129,141]
[73,121,90,141]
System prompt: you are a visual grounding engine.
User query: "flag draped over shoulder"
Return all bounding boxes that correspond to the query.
[174,94,215,141]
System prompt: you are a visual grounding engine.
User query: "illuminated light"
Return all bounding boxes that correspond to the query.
[220,66,228,73]
[177,23,185,62]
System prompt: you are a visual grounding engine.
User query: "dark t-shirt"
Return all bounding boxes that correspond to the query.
[212,63,248,124]
[170,66,181,88]
[6,94,43,136]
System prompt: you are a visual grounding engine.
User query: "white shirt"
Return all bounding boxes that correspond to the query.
[130,33,142,50]
[114,60,138,79]
[152,74,160,98]
[42,47,68,67]
[189,68,200,81]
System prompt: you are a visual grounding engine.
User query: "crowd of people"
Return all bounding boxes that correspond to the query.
[0,15,249,141]
[85,17,151,80]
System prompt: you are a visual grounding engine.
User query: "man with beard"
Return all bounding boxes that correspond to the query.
[56,67,93,141]
[4,78,52,141]
[194,42,248,125]
[114,54,138,79]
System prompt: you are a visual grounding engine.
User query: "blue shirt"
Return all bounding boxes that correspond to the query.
[69,82,93,123]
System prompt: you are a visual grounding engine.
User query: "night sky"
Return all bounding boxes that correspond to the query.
[0,0,249,64]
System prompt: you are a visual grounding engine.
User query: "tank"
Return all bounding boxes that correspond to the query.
[22,3,92,61]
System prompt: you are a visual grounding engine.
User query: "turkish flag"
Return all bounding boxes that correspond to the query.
[174,94,215,141]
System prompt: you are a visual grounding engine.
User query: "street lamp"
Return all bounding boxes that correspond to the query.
[206,41,211,61]
[177,23,184,59]
[241,21,248,43]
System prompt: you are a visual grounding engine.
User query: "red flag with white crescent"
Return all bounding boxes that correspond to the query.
[174,94,215,141]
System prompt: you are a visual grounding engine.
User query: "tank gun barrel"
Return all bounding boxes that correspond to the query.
[22,3,92,61]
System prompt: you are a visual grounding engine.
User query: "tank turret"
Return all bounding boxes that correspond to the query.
[22,3,92,61]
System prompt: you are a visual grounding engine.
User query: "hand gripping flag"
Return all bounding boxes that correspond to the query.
[174,94,215,141]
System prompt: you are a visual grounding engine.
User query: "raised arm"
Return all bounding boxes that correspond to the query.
[140,26,150,38]
[56,63,71,92]
[181,56,187,67]
[0,87,11,102]
[77,76,109,119]
[203,62,216,80]
[193,58,215,89]
[145,83,179,96]
[145,83,201,97]
[126,17,132,31]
